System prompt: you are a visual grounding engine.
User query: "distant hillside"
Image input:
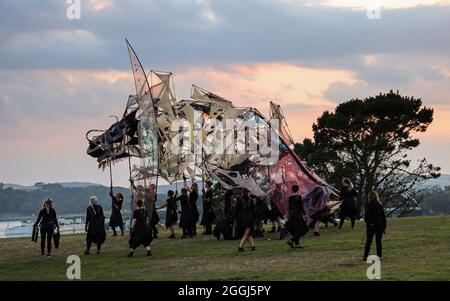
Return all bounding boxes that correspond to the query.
[419,174,450,189]
[0,183,132,219]
[59,182,103,188]
[1,181,193,194]
[1,184,38,191]
[2,182,102,190]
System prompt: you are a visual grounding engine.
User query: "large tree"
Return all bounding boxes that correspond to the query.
[295,91,440,215]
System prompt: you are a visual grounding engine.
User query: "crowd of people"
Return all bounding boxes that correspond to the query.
[32,178,387,261]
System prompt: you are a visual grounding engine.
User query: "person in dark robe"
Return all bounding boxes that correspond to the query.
[363,191,387,261]
[176,188,193,238]
[286,185,308,248]
[157,190,178,238]
[34,199,59,257]
[200,181,215,235]
[236,188,256,252]
[339,178,358,230]
[127,199,152,257]
[213,190,237,240]
[184,178,199,236]
[224,189,234,216]
[144,185,160,239]
[268,184,283,233]
[84,196,106,255]
[254,197,270,237]
[109,187,124,236]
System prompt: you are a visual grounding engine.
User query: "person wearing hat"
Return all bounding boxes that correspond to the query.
[200,181,215,235]
[33,199,59,257]
[84,196,106,255]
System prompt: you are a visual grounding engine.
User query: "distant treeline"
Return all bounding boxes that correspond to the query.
[0,183,136,218]
[1,182,448,219]
[420,186,450,215]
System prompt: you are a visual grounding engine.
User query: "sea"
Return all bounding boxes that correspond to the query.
[0,207,170,239]
[0,217,133,239]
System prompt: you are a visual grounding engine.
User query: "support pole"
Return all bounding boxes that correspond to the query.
[127,145,134,229]
[109,160,113,190]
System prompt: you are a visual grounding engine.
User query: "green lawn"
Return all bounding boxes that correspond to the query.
[0,215,449,280]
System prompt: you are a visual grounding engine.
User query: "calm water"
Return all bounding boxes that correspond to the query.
[0,208,171,239]
[0,218,132,239]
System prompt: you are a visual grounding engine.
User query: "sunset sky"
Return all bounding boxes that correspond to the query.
[1,0,449,187]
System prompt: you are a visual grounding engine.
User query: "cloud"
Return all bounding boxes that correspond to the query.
[325,80,376,102]
[1,0,450,183]
[173,63,356,110]
[321,0,450,10]
[201,9,219,23]
[1,1,450,70]
[0,69,132,126]
[90,0,110,12]
[432,66,450,78]
[0,62,355,184]
[0,62,354,127]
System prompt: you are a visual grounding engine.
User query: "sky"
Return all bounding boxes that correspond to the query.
[0,0,449,187]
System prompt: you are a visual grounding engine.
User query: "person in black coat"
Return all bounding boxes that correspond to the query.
[236,188,256,252]
[33,199,59,257]
[184,178,199,236]
[224,189,234,216]
[363,191,387,261]
[254,197,270,237]
[109,188,124,236]
[268,183,283,233]
[200,181,215,235]
[176,188,193,238]
[339,178,358,230]
[127,199,153,257]
[286,185,308,248]
[157,190,178,238]
[84,196,106,255]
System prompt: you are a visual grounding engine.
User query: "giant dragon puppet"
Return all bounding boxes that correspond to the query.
[86,40,341,219]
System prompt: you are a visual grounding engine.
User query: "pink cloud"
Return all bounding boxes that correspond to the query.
[90,0,111,12]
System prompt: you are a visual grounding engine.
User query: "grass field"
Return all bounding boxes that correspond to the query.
[0,215,449,280]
